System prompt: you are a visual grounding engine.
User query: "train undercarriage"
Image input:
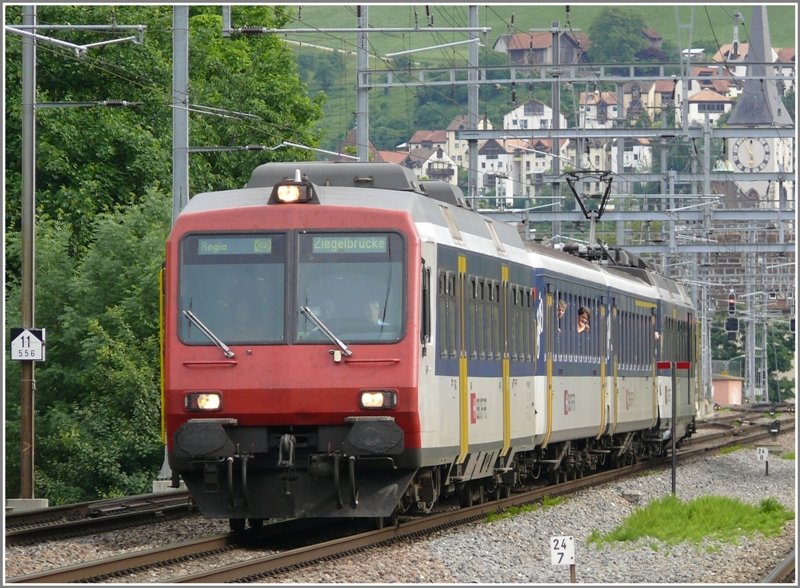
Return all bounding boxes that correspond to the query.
[174,423,690,531]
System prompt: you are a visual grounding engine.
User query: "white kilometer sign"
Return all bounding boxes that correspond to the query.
[10,328,46,361]
[757,447,769,462]
[550,535,575,565]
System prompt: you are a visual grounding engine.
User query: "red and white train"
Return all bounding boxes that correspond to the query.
[162,162,698,530]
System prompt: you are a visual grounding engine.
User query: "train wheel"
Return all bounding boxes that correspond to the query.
[458,484,473,507]
[229,518,246,532]
[397,490,414,514]
[374,507,400,529]
[416,500,435,513]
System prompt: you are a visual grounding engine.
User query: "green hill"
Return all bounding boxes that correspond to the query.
[264,5,796,151]
[280,5,796,50]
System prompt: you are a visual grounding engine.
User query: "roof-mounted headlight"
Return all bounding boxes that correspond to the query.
[269,169,318,204]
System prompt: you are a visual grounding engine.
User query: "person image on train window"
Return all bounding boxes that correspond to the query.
[577,306,591,334]
[557,299,567,332]
[367,299,390,327]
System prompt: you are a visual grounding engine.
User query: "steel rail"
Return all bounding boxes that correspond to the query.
[6,490,193,545]
[168,423,795,583]
[7,423,792,583]
[760,551,795,584]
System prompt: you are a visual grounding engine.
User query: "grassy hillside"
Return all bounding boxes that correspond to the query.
[271,5,796,151]
[281,5,796,50]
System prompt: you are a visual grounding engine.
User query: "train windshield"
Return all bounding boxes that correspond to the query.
[296,232,405,343]
[179,234,286,344]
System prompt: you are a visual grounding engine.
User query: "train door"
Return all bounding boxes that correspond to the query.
[597,299,608,438]
[457,255,469,464]
[500,266,511,458]
[541,286,555,448]
[608,297,620,436]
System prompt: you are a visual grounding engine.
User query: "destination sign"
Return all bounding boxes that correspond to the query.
[312,234,388,254]
[198,237,272,255]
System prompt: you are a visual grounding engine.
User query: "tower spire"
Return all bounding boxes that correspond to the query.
[727,6,792,127]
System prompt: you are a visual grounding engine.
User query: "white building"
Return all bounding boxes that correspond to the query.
[402,146,457,186]
[446,114,493,169]
[502,98,568,132]
[680,88,733,126]
[577,91,620,129]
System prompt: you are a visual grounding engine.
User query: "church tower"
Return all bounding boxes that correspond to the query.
[726,6,794,207]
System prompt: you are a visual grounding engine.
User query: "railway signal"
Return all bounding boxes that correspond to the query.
[725,290,738,340]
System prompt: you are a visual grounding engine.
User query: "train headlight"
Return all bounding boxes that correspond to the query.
[269,169,317,204]
[185,392,222,411]
[359,389,398,410]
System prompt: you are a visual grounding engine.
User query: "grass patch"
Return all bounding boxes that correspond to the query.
[587,495,793,547]
[781,451,795,460]
[719,444,742,455]
[486,495,565,523]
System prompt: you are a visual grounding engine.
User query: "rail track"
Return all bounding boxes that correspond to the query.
[5,489,194,545]
[8,418,793,584]
[760,551,796,583]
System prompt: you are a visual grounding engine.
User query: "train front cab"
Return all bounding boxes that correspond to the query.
[163,173,430,524]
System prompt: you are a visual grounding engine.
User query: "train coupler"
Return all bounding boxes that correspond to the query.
[333,454,359,510]
[277,433,296,468]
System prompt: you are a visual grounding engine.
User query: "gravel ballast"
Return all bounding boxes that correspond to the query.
[5,431,795,584]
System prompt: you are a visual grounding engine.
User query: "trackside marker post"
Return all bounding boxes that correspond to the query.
[657,361,691,495]
[550,535,576,582]
[757,446,769,476]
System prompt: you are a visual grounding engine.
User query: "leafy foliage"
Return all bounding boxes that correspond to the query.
[5,6,324,504]
[587,8,649,68]
[5,191,171,502]
[5,5,323,253]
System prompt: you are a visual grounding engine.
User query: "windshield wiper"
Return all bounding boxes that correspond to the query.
[182,309,235,358]
[299,306,352,357]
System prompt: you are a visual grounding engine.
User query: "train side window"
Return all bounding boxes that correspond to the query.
[556,295,567,333]
[421,265,431,350]
[477,277,485,360]
[469,276,478,359]
[524,288,532,362]
[438,271,448,358]
[509,285,518,362]
[519,286,526,361]
[586,299,595,361]
[638,313,645,369]
[489,281,498,360]
[447,272,457,358]
[531,288,538,362]
[622,311,630,369]
[483,279,490,360]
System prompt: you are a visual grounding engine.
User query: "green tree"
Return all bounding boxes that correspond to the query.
[5,5,325,503]
[587,8,648,67]
[5,190,171,502]
[5,5,324,254]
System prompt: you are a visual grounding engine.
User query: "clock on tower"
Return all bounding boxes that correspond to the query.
[731,137,771,172]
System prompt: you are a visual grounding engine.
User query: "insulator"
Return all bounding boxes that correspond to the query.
[239,25,264,35]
